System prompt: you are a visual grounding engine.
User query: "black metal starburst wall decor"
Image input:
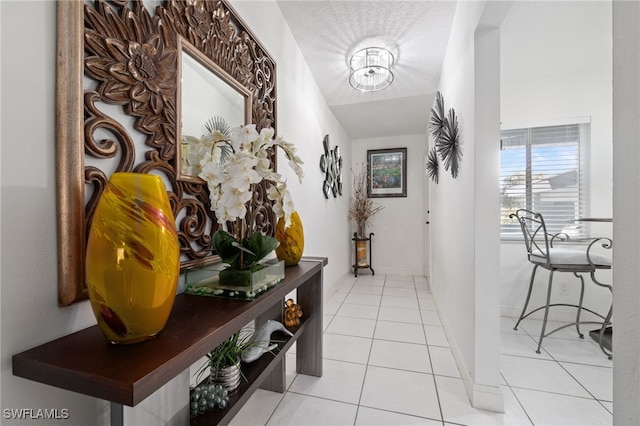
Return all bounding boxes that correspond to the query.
[426,146,439,184]
[428,91,462,180]
[429,91,446,145]
[438,108,462,179]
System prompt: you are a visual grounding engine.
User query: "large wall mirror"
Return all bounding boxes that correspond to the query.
[177,37,252,182]
[56,0,277,306]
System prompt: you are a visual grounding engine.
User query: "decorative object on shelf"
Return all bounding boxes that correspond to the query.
[319,134,343,198]
[349,47,395,92]
[180,120,303,297]
[352,232,375,276]
[426,146,439,184]
[196,120,304,231]
[438,108,462,179]
[209,359,241,392]
[213,231,285,292]
[241,320,293,363]
[191,320,291,418]
[348,163,384,238]
[367,147,407,198]
[184,258,284,300]
[57,0,278,306]
[212,230,279,272]
[429,91,446,144]
[85,172,180,344]
[284,298,303,328]
[190,382,229,418]
[192,330,253,413]
[13,259,326,426]
[275,211,305,265]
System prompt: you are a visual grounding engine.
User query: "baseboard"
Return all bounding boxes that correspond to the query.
[470,383,505,412]
[434,296,505,413]
[324,271,352,303]
[501,305,605,323]
[373,266,425,276]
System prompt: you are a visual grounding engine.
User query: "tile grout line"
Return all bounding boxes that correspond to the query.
[353,273,385,425]
[502,384,535,426]
[500,316,613,424]
[415,275,446,425]
[250,278,612,425]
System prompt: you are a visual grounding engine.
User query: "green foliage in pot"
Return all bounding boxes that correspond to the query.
[195,330,251,384]
[213,230,280,270]
[195,327,280,385]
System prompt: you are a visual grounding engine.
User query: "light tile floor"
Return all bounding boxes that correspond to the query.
[229,274,613,425]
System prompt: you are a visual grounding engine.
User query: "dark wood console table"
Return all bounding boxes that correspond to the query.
[13,258,326,425]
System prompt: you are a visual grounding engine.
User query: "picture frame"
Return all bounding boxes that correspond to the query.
[367,148,407,198]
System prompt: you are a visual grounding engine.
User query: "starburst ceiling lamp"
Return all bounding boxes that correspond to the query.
[349,47,395,92]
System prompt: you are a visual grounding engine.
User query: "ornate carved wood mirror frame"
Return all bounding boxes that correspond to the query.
[56,0,277,306]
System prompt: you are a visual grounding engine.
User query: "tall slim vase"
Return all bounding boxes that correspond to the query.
[86,172,180,344]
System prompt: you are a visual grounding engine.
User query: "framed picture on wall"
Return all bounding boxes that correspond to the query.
[367,148,407,198]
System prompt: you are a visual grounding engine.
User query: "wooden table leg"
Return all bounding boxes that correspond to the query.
[296,263,323,377]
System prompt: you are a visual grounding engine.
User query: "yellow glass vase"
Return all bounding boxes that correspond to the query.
[275,211,304,266]
[86,173,180,344]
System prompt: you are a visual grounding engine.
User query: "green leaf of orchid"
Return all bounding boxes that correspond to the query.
[213,231,242,268]
[242,232,280,265]
[231,241,256,256]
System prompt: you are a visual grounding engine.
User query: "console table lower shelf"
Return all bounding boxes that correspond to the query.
[192,326,304,426]
[12,258,326,426]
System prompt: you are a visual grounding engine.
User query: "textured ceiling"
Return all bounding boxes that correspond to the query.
[276,0,457,139]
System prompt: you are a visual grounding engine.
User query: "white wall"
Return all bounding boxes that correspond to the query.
[1,2,109,424]
[429,0,503,411]
[350,134,426,276]
[231,0,352,296]
[612,1,640,422]
[0,1,350,424]
[500,1,613,322]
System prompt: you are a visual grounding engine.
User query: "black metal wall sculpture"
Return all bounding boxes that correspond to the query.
[429,91,446,145]
[428,91,462,179]
[426,146,439,184]
[438,108,462,179]
[319,134,343,198]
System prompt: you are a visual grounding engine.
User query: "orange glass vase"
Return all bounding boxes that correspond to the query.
[356,240,368,267]
[86,173,180,344]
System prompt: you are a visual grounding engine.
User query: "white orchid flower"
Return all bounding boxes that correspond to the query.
[229,124,258,150]
[192,121,304,227]
[199,161,226,187]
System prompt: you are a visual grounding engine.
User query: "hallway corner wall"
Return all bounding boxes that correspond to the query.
[429,0,504,412]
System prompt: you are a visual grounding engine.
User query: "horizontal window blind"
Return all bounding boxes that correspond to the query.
[500,123,589,239]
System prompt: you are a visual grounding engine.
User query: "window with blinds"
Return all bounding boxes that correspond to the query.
[500,123,589,239]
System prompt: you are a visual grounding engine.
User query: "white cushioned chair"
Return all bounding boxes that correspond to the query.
[510,209,613,358]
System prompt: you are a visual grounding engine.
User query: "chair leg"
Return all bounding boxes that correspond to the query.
[536,269,555,354]
[598,305,613,360]
[588,270,613,359]
[514,264,539,331]
[573,272,585,339]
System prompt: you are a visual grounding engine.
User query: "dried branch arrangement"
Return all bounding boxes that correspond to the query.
[348,164,384,237]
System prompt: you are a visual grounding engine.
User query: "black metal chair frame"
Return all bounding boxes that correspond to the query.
[510,209,613,359]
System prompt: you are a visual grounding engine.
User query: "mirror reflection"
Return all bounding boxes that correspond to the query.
[178,38,251,182]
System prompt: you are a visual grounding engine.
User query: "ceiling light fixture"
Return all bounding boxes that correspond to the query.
[349,47,395,92]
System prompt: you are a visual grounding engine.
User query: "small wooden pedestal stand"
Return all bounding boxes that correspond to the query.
[352,232,374,277]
